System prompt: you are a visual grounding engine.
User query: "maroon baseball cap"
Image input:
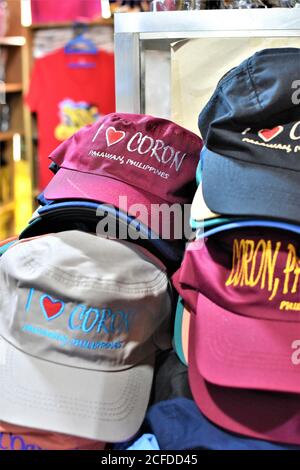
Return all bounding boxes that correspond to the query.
[172,228,300,444]
[44,113,202,238]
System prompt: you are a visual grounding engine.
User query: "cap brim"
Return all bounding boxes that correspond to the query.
[191,181,220,221]
[174,298,300,445]
[35,201,157,242]
[197,219,300,239]
[202,148,300,224]
[188,315,300,445]
[193,292,300,394]
[173,298,190,366]
[0,338,154,442]
[20,207,182,264]
[44,168,168,233]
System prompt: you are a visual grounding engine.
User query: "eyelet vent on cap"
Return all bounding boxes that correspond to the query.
[111,115,121,122]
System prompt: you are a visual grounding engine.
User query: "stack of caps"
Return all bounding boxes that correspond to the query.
[0,114,203,447]
[173,47,300,446]
[21,113,202,271]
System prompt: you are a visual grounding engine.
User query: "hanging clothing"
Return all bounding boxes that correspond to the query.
[26,48,115,189]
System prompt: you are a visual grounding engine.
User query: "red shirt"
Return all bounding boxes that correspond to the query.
[26,48,115,189]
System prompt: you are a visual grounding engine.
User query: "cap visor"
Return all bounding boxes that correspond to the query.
[194,292,300,394]
[0,338,154,442]
[188,313,300,445]
[202,148,300,224]
[44,168,169,234]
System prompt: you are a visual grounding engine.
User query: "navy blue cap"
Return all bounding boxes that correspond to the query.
[20,202,183,268]
[198,48,300,224]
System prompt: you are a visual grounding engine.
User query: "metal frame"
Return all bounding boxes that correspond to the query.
[114,9,300,113]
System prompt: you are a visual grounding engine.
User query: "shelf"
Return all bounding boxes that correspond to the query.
[3,83,23,93]
[0,201,14,215]
[114,9,300,34]
[0,36,25,46]
[29,17,114,30]
[0,131,23,142]
[0,131,14,142]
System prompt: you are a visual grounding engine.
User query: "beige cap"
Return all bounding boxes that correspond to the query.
[0,231,172,442]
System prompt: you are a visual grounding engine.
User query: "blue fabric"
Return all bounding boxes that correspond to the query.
[196,219,300,239]
[146,398,300,450]
[0,241,17,256]
[126,434,160,451]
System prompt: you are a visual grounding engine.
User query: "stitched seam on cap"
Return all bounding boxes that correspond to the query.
[1,332,158,374]
[214,67,248,92]
[2,349,151,421]
[3,354,141,420]
[22,259,168,294]
[246,58,263,111]
[199,67,250,135]
[11,245,169,293]
[199,93,218,127]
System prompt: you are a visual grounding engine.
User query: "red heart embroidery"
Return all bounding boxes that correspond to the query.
[42,296,64,320]
[258,126,284,142]
[106,127,126,147]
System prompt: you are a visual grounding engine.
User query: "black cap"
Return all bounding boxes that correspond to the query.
[198,48,300,224]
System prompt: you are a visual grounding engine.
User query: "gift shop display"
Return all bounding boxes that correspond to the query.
[2,2,300,454]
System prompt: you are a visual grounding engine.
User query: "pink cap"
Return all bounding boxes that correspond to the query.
[189,308,300,446]
[173,228,300,444]
[175,228,300,392]
[177,295,300,446]
[44,113,202,237]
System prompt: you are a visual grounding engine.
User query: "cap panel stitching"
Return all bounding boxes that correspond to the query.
[246,57,263,111]
[18,257,169,294]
